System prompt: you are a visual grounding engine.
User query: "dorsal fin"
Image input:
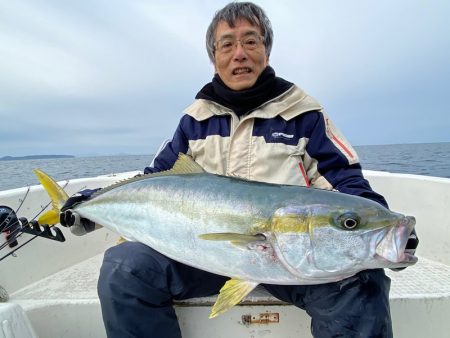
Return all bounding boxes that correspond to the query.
[172,153,205,174]
[92,153,204,198]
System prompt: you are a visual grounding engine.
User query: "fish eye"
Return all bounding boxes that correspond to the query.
[338,212,360,230]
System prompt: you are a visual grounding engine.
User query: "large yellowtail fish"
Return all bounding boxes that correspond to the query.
[34,154,417,318]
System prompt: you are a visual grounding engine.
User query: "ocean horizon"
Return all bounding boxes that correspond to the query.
[0,142,449,191]
[3,141,449,159]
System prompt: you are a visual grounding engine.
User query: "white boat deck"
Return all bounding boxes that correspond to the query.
[11,252,450,307]
[8,252,450,338]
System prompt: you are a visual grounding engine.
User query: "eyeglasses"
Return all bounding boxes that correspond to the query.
[214,34,265,54]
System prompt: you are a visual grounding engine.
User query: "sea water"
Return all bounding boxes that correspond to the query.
[0,142,449,191]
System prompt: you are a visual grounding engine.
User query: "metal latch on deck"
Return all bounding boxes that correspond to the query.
[241,312,280,325]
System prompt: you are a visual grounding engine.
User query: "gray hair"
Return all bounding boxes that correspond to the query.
[206,2,273,62]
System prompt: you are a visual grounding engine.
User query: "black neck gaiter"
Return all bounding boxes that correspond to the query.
[195,66,293,117]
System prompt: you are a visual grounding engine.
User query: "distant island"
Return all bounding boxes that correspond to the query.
[0,155,75,161]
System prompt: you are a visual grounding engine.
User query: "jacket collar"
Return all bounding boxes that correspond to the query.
[185,86,323,121]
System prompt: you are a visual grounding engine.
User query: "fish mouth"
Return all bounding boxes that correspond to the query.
[375,215,417,266]
[375,249,418,267]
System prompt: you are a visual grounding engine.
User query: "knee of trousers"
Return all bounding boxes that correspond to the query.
[97,241,176,305]
[306,269,391,312]
[306,269,392,337]
[101,241,169,272]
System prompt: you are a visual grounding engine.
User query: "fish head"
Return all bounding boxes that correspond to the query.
[270,199,417,281]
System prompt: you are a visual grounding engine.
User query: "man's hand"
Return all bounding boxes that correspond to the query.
[60,189,100,236]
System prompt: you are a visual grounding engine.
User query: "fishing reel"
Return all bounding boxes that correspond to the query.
[0,206,65,262]
[0,205,65,246]
[0,206,20,248]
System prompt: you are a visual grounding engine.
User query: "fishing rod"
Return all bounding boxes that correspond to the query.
[0,186,30,228]
[0,182,74,261]
[0,199,52,251]
[0,213,66,262]
[0,206,21,249]
[0,236,38,262]
[0,224,66,262]
[0,188,31,250]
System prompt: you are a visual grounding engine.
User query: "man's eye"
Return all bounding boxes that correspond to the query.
[244,38,257,46]
[220,41,234,49]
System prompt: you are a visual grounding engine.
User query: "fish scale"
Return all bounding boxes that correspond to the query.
[77,174,299,284]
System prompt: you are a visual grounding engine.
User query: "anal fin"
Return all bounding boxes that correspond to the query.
[210,279,259,318]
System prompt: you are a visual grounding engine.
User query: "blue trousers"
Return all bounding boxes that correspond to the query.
[98,241,392,338]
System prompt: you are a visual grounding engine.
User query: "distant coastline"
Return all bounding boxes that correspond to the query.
[0,155,74,161]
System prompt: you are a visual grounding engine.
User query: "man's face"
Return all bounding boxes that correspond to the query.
[214,19,269,91]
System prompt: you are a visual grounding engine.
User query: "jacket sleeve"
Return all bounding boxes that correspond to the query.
[144,116,189,174]
[305,111,388,208]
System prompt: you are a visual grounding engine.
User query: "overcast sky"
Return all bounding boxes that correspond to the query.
[1,0,449,157]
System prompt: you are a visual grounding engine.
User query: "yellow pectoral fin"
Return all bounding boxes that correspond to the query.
[199,233,265,243]
[210,279,259,319]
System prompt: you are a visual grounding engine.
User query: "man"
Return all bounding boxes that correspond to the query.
[60,2,417,337]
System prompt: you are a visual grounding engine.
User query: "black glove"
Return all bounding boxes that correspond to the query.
[60,189,100,236]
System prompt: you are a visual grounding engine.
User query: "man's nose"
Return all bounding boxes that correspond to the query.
[232,42,248,61]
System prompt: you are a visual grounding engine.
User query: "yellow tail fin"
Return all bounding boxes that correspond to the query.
[34,169,69,225]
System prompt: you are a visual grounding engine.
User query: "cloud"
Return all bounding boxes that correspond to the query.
[1,0,449,156]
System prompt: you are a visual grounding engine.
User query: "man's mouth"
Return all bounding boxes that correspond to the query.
[232,67,252,75]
